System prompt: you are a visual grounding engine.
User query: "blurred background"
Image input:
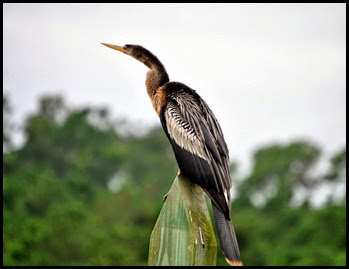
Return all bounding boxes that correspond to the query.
[3,3,346,266]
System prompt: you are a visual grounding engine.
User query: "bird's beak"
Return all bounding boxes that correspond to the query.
[101,43,127,54]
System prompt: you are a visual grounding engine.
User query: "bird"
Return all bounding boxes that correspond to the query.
[101,42,242,266]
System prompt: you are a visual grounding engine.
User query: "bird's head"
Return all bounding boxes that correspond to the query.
[101,43,155,68]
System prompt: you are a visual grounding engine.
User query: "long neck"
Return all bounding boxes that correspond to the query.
[141,52,169,98]
[146,68,169,98]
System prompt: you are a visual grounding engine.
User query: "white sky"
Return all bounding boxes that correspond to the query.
[3,3,346,177]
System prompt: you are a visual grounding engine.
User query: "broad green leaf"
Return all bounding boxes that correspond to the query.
[148,174,217,266]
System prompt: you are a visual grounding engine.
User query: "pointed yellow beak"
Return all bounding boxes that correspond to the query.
[101,43,127,53]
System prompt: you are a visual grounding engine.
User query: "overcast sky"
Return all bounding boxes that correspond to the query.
[3,3,346,177]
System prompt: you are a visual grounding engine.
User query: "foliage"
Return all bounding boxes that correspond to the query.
[3,94,346,266]
[3,95,14,152]
[148,175,217,266]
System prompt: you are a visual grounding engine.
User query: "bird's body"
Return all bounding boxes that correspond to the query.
[102,43,242,266]
[159,82,231,216]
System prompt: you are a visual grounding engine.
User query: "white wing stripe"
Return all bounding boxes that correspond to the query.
[165,108,210,162]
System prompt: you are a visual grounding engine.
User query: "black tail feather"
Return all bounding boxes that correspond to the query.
[212,202,242,266]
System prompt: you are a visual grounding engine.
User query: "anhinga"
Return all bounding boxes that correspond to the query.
[102,43,242,266]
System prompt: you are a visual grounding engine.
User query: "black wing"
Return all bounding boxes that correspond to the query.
[159,83,232,219]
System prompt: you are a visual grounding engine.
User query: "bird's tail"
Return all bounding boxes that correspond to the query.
[212,202,242,266]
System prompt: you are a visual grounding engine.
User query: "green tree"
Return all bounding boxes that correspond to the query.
[228,141,346,266]
[3,94,177,265]
[324,148,346,204]
[3,94,346,266]
[3,94,14,152]
[235,140,321,210]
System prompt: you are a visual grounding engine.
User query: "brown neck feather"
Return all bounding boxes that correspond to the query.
[146,68,169,115]
[133,46,169,114]
[142,53,169,114]
[146,69,168,97]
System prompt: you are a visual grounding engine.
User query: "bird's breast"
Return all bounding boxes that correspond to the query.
[151,87,168,116]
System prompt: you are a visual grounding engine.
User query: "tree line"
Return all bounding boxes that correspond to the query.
[3,94,346,266]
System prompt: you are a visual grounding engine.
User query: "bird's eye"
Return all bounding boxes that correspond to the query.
[124,45,129,50]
